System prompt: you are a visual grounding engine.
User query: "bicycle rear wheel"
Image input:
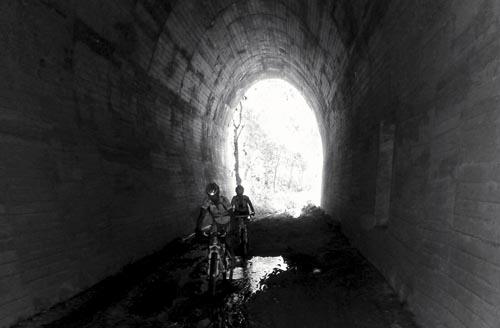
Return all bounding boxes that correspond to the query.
[208,254,218,296]
[227,254,234,280]
[240,227,248,260]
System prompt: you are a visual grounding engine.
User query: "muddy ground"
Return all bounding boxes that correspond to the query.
[15,207,418,328]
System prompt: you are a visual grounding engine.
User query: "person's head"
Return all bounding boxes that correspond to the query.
[235,185,244,196]
[206,182,220,201]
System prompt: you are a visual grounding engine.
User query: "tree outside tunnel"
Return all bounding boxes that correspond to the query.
[227,79,323,217]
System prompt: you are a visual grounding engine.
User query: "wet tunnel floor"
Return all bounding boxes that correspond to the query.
[16,209,418,328]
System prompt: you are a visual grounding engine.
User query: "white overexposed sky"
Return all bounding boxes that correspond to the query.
[243,79,322,160]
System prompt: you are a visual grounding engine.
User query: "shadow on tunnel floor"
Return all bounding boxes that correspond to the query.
[11,237,198,328]
[244,209,418,328]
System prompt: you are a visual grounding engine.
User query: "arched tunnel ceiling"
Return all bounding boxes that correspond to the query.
[147,0,348,139]
[5,1,500,327]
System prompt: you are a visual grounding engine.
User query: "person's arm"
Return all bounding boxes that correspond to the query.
[230,196,236,212]
[246,196,255,214]
[195,207,207,233]
[222,196,233,215]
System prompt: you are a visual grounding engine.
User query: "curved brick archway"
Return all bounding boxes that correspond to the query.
[145,0,338,145]
[2,1,500,327]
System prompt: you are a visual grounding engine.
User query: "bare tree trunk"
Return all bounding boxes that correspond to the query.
[233,102,244,186]
[234,132,241,185]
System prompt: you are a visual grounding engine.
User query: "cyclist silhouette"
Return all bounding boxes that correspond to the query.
[231,185,255,216]
[195,182,233,240]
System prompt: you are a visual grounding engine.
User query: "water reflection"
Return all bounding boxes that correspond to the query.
[232,256,288,293]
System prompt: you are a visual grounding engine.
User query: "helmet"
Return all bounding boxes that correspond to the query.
[235,185,244,194]
[206,182,220,197]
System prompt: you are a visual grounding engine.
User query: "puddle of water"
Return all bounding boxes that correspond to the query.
[232,256,288,293]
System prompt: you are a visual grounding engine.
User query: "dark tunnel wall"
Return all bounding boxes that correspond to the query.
[0,1,233,325]
[1,0,500,327]
[0,0,343,325]
[326,1,500,328]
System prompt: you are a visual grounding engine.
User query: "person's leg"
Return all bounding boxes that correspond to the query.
[218,222,236,258]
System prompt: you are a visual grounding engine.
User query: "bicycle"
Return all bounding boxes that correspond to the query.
[232,213,254,261]
[204,229,234,296]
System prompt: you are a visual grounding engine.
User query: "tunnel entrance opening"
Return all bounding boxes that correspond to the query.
[226,79,323,217]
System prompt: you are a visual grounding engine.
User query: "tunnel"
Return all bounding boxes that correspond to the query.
[1,0,500,327]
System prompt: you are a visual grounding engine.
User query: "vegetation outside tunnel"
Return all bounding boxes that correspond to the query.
[228,79,323,216]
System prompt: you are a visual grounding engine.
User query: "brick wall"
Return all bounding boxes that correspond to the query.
[3,0,500,327]
[0,1,234,326]
[0,0,346,325]
[325,1,500,327]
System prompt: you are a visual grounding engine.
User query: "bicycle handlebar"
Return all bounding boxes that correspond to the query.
[202,230,227,237]
[232,213,255,218]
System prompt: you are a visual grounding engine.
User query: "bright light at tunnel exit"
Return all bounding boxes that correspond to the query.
[227,79,323,217]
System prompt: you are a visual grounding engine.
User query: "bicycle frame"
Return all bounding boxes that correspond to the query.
[232,214,253,260]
